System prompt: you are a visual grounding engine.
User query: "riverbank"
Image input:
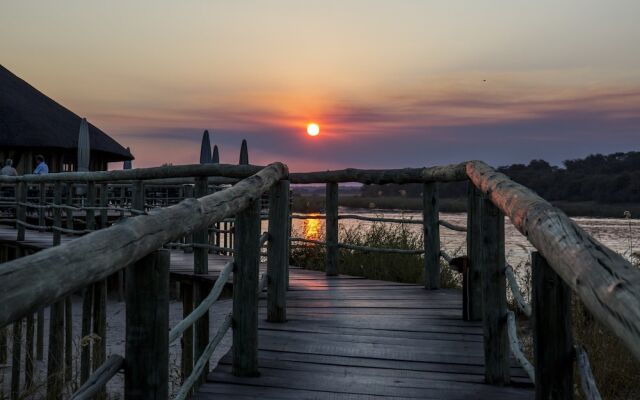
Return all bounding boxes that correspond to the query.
[292,195,640,218]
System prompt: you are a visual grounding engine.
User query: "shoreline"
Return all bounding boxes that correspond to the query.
[292,195,640,219]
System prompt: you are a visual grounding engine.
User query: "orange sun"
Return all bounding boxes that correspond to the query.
[306,123,320,136]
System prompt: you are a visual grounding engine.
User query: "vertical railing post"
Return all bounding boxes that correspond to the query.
[465,182,483,321]
[65,183,74,231]
[53,183,62,246]
[86,182,96,232]
[193,177,210,383]
[423,182,440,289]
[183,184,194,253]
[47,183,65,400]
[99,183,108,228]
[325,182,339,276]
[532,252,573,400]
[38,182,45,228]
[16,181,26,241]
[267,179,290,322]
[125,249,170,400]
[233,199,261,377]
[181,282,194,384]
[46,301,64,400]
[479,195,510,385]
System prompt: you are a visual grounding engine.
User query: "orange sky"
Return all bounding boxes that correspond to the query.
[2,1,639,169]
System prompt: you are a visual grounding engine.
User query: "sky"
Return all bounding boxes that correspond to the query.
[2,1,640,171]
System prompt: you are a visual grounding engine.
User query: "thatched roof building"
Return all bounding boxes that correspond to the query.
[0,65,133,174]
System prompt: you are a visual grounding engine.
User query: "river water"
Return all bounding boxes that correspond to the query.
[290,209,639,268]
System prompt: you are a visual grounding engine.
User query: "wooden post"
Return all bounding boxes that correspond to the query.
[25,313,34,389]
[36,308,44,361]
[423,182,440,289]
[133,181,145,214]
[46,301,65,400]
[181,282,194,383]
[480,195,510,385]
[125,249,170,400]
[38,182,45,228]
[533,252,573,400]
[233,199,261,377]
[325,182,339,276]
[193,177,210,383]
[86,181,96,231]
[16,182,26,241]
[465,183,483,321]
[53,182,62,246]
[99,183,108,228]
[11,319,22,400]
[80,287,93,385]
[183,184,194,254]
[92,279,107,400]
[65,183,74,231]
[267,180,290,322]
[64,297,73,383]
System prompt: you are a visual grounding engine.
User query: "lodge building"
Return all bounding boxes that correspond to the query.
[0,65,133,174]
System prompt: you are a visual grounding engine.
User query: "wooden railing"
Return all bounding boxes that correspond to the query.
[0,163,288,399]
[0,160,638,400]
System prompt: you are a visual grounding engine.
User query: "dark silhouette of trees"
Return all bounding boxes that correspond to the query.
[361,151,640,204]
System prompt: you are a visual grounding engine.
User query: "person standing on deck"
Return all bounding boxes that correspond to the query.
[33,155,49,175]
[0,159,18,176]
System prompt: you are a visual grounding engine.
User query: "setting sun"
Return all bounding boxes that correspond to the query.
[307,123,320,136]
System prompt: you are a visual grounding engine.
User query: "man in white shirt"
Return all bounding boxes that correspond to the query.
[0,159,18,176]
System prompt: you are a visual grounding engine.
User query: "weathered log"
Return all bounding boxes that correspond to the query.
[466,160,640,361]
[174,314,232,400]
[125,249,169,400]
[325,182,339,276]
[0,163,287,327]
[479,194,509,385]
[267,180,290,322]
[289,163,468,184]
[506,311,535,383]
[575,345,603,400]
[423,182,440,289]
[0,163,267,184]
[70,354,124,400]
[339,243,424,254]
[169,261,233,344]
[505,265,532,318]
[439,219,467,232]
[533,252,573,400]
[232,199,261,377]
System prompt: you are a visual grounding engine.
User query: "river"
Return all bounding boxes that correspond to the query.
[288,209,639,268]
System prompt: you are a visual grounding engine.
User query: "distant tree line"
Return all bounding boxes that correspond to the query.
[361,151,640,204]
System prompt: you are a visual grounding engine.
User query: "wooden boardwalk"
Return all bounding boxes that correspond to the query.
[0,226,534,399]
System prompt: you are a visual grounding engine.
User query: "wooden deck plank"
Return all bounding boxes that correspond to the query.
[0,226,534,399]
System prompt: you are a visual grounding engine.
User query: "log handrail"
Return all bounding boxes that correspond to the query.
[466,160,640,361]
[0,162,287,327]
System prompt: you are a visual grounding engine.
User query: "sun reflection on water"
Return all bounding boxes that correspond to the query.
[303,214,323,240]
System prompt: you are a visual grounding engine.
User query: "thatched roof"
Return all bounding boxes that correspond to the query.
[0,65,133,161]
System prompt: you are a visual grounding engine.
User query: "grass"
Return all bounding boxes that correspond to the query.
[290,221,461,287]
